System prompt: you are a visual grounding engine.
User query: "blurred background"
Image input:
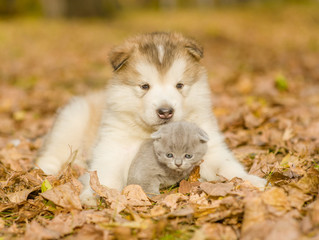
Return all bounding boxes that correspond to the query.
[0,0,318,144]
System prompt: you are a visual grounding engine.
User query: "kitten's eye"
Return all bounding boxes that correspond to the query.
[176,83,184,89]
[185,154,193,159]
[140,83,150,90]
[166,153,174,158]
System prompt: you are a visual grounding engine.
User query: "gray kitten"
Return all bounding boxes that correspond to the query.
[127,121,209,196]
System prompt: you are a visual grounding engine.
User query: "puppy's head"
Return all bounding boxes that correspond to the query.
[107,32,206,129]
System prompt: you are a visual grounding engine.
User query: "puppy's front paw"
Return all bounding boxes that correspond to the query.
[36,156,61,175]
[80,188,98,207]
[244,175,267,190]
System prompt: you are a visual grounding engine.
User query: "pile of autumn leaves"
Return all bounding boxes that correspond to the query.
[0,128,318,240]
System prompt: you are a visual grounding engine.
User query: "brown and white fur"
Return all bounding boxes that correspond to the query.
[36,32,266,205]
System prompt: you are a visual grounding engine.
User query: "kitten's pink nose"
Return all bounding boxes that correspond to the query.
[175,162,182,167]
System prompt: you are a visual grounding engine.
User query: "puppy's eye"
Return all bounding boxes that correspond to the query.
[176,83,184,89]
[140,83,150,90]
[166,153,174,158]
[185,154,193,159]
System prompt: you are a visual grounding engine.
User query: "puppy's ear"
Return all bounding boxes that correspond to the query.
[198,128,209,143]
[109,46,132,71]
[151,130,161,140]
[185,39,203,61]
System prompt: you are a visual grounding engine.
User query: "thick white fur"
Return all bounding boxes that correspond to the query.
[37,50,266,206]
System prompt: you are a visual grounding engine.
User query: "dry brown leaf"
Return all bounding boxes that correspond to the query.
[45,212,86,236]
[81,209,113,224]
[150,205,167,217]
[122,184,152,206]
[160,193,187,210]
[113,226,134,240]
[200,182,233,197]
[189,165,201,182]
[282,127,294,141]
[23,220,60,240]
[288,186,312,210]
[242,212,301,240]
[193,223,237,240]
[68,224,109,240]
[309,199,319,227]
[179,180,200,194]
[40,182,82,210]
[189,192,210,206]
[89,171,127,212]
[168,204,194,217]
[0,218,5,229]
[242,194,267,232]
[241,220,275,240]
[6,187,38,204]
[261,187,290,216]
[265,216,301,240]
[292,174,319,194]
[244,113,264,129]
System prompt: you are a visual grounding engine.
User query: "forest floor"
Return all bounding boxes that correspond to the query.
[0,3,319,240]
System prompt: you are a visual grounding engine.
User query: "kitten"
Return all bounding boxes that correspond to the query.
[127,121,209,196]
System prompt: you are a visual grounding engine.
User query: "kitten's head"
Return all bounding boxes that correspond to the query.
[151,122,209,172]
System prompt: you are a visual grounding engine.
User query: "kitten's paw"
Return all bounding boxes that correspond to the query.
[80,188,98,207]
[244,175,267,191]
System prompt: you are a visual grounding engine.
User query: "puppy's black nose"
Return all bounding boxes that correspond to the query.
[157,107,174,119]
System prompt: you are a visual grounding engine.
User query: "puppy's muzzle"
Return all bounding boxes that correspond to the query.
[156,107,174,119]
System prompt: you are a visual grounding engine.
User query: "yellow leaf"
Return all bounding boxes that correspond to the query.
[280,154,290,168]
[41,179,52,193]
[13,110,26,121]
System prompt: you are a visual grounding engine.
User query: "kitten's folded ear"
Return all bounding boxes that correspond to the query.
[198,128,209,143]
[151,130,161,140]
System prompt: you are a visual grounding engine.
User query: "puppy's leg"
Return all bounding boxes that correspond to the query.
[36,97,90,175]
[80,137,142,205]
[200,125,266,189]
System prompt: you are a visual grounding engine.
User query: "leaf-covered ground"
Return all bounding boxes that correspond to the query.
[1,4,319,240]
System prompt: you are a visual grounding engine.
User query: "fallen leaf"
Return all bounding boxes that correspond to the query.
[168,204,194,217]
[287,186,312,210]
[309,199,319,226]
[265,215,300,240]
[242,193,267,232]
[68,224,109,240]
[41,179,52,193]
[189,165,201,182]
[200,182,233,197]
[40,182,82,210]
[150,205,167,217]
[6,187,38,204]
[45,213,86,236]
[179,180,200,194]
[292,174,319,194]
[261,187,290,216]
[122,185,152,206]
[194,223,237,240]
[160,193,187,210]
[23,220,60,240]
[89,171,127,212]
[244,113,263,129]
